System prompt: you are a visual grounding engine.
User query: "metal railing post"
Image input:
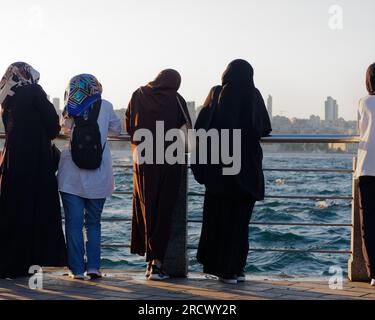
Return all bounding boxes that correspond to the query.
[162,156,188,277]
[348,157,370,282]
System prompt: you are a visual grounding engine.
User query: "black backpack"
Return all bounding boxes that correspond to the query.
[71,100,105,170]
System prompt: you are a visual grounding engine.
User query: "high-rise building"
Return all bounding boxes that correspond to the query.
[186,101,197,126]
[267,95,273,120]
[325,96,339,121]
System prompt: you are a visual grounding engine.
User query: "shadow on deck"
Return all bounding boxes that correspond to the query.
[0,268,374,300]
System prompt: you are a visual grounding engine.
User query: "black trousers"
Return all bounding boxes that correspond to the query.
[358,176,375,279]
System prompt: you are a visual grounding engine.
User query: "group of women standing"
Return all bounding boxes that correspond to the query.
[0,64,122,280]
[122,60,271,283]
[0,60,374,287]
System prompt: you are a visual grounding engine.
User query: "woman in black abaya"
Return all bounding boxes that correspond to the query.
[193,59,272,284]
[0,62,66,278]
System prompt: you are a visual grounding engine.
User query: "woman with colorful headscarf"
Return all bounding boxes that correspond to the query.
[58,74,121,280]
[126,69,191,281]
[0,62,67,278]
[194,59,272,284]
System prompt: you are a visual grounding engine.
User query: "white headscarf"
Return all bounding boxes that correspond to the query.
[0,62,40,105]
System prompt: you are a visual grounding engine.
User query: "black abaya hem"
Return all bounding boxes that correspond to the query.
[197,193,255,279]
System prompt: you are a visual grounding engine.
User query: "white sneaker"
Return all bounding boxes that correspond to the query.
[219,277,238,285]
[87,269,102,280]
[371,279,375,286]
[237,271,246,283]
[69,273,85,280]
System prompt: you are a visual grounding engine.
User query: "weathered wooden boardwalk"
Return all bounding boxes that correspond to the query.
[0,268,374,300]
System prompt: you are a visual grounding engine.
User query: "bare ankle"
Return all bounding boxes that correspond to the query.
[152,259,162,269]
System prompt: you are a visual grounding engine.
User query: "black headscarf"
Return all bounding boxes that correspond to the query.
[194,59,272,200]
[366,63,375,95]
[222,59,255,89]
[216,59,271,139]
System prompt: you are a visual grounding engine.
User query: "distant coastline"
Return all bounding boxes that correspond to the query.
[0,140,357,154]
[262,143,357,154]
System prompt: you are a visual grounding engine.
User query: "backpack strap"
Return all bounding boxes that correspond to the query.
[73,99,102,125]
[89,99,106,152]
[88,99,102,123]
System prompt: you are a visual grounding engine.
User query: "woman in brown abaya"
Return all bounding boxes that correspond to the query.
[125,69,191,281]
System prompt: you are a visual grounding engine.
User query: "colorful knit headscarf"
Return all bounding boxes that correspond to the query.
[64,74,102,117]
[0,62,40,105]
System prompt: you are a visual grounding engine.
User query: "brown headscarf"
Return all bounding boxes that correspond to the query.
[148,69,181,91]
[366,63,375,95]
[126,69,190,139]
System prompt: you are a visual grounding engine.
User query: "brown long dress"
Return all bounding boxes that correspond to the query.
[125,69,191,263]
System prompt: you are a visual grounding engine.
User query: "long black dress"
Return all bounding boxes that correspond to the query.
[194,60,272,278]
[0,84,67,278]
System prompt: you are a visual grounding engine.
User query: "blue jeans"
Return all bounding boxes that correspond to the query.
[60,192,106,275]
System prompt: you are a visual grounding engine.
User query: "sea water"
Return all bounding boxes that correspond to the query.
[102,150,353,277]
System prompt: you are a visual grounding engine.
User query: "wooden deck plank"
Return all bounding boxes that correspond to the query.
[0,269,374,300]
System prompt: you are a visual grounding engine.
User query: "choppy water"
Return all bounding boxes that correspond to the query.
[101,150,354,277]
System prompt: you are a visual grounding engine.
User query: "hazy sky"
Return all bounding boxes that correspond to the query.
[1,0,374,120]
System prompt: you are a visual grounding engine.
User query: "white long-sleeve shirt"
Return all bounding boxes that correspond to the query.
[58,99,122,199]
[356,95,375,178]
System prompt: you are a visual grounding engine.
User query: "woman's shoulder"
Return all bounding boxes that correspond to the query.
[101,99,118,115]
[361,95,375,103]
[360,95,375,111]
[211,85,222,93]
[131,87,143,97]
[15,83,44,96]
[101,99,114,109]
[125,88,142,105]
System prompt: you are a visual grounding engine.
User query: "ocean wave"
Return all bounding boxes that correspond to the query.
[251,229,308,243]
[101,152,355,276]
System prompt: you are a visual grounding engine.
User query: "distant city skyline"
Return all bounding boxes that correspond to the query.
[1,0,374,121]
[46,92,354,123]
